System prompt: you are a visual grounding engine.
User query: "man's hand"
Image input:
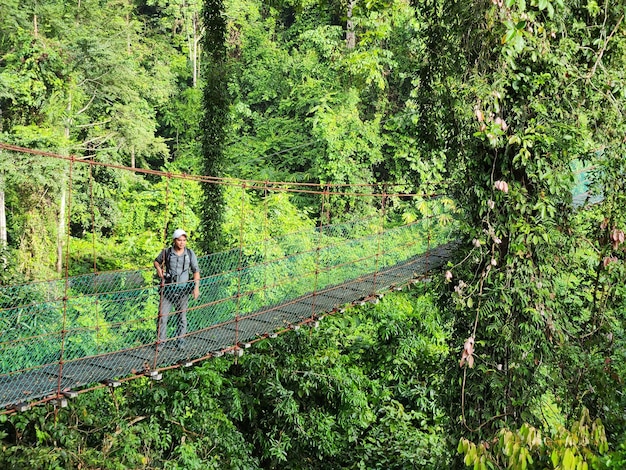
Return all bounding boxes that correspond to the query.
[193,271,200,299]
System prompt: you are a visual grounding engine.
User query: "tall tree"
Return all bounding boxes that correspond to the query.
[424,0,626,455]
[199,0,229,252]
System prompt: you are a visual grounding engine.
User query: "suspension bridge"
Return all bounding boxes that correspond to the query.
[0,143,460,413]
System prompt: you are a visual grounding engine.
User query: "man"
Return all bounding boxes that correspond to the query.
[153,229,200,350]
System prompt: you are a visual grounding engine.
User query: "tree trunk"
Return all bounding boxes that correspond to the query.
[56,187,66,274]
[346,0,357,49]
[57,111,71,274]
[0,185,6,246]
[127,11,131,55]
[192,11,201,87]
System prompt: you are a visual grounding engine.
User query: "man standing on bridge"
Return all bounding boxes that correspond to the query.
[154,229,200,350]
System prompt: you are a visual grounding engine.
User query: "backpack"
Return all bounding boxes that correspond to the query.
[159,247,193,298]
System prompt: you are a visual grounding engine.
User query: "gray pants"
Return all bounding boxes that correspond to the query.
[157,291,189,345]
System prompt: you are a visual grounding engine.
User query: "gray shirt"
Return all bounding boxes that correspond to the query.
[155,247,199,283]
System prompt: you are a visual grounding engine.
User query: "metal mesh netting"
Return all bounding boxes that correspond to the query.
[0,210,458,410]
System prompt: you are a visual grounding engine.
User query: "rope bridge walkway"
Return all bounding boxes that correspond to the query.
[0,235,456,412]
[0,143,460,413]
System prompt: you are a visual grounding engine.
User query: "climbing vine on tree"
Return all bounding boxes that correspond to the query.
[431,0,626,464]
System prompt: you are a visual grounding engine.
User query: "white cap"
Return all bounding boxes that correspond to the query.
[172,229,187,240]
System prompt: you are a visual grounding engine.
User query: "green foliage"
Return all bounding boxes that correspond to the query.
[223,285,452,468]
[0,368,257,469]
[0,26,69,130]
[429,0,626,458]
[223,0,441,209]
[1,0,194,277]
[601,438,626,469]
[221,185,315,250]
[0,286,452,468]
[2,0,626,466]
[310,89,383,185]
[0,144,68,280]
[0,244,20,285]
[459,408,609,470]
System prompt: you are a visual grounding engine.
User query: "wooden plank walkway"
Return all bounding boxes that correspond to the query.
[0,243,453,411]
